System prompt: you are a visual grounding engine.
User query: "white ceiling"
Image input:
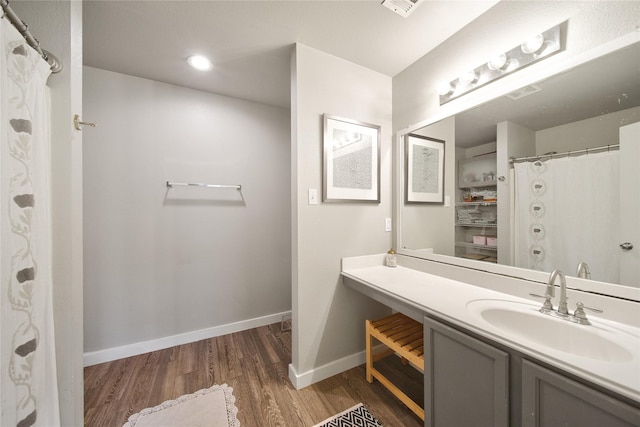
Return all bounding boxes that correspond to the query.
[83,0,500,108]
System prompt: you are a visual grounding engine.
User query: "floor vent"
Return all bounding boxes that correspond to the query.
[381,0,423,18]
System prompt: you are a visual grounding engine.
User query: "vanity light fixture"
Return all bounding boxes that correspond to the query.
[187,55,213,71]
[439,23,564,105]
[336,131,362,147]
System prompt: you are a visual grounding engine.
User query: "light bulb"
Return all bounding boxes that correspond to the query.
[504,58,520,73]
[459,70,478,85]
[487,53,507,71]
[538,40,558,57]
[521,34,544,54]
[187,55,213,71]
[437,82,453,96]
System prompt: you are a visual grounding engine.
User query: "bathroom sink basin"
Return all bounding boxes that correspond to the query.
[466,299,635,363]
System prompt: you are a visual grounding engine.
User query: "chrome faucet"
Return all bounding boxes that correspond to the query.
[531,269,604,325]
[549,269,569,316]
[576,262,591,279]
[530,269,569,317]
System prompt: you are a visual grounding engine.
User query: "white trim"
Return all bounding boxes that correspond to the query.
[288,342,395,389]
[83,311,291,366]
[288,351,365,390]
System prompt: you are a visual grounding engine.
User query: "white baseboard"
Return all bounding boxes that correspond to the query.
[288,350,365,390]
[83,310,291,367]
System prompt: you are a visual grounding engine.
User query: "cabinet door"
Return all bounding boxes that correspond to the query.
[522,360,640,427]
[424,317,509,427]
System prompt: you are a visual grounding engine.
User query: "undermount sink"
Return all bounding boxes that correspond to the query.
[466,299,636,363]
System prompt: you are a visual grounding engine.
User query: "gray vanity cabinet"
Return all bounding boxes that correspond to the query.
[422,315,640,427]
[522,360,640,427]
[424,316,509,427]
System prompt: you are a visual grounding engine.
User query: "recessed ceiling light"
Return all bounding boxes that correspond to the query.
[187,55,212,71]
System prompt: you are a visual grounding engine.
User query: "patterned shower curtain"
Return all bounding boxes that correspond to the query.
[1,17,60,427]
[513,150,620,284]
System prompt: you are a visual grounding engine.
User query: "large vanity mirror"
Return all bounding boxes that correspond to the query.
[396,36,640,298]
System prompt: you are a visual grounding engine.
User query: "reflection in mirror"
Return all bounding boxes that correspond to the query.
[399,41,640,290]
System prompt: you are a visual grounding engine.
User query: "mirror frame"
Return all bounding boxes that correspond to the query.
[394,31,640,302]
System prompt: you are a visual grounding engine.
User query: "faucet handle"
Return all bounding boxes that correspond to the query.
[529,293,553,312]
[572,302,603,325]
[575,302,603,314]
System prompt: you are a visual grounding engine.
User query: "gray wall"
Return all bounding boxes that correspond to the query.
[83,67,291,354]
[536,107,640,154]
[290,44,393,387]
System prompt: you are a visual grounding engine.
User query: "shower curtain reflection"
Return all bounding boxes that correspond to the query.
[514,151,620,283]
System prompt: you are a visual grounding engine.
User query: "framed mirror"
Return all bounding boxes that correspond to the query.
[395,34,640,300]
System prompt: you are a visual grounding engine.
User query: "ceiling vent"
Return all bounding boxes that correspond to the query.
[506,84,542,100]
[381,0,423,18]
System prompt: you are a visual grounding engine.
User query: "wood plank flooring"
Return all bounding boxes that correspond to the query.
[84,321,423,426]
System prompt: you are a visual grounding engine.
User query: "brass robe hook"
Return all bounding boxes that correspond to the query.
[74,114,96,130]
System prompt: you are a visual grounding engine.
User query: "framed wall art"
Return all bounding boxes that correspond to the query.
[323,114,381,203]
[405,134,445,203]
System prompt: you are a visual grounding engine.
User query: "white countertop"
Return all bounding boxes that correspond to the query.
[342,255,640,403]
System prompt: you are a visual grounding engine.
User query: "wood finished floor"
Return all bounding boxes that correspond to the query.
[84,321,423,426]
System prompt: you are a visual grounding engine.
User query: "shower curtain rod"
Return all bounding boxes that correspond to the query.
[509,144,620,164]
[0,0,62,73]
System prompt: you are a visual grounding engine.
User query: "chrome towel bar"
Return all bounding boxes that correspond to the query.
[166,181,242,191]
